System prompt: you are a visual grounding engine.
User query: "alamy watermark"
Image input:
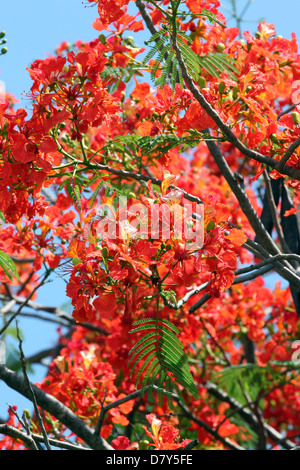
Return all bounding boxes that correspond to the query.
[292,340,300,364]
[90,195,204,250]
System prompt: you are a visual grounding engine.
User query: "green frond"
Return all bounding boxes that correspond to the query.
[199,53,239,79]
[159,318,179,333]
[0,250,19,281]
[177,37,201,78]
[146,365,163,403]
[128,331,155,357]
[157,49,175,88]
[143,22,239,90]
[89,180,103,208]
[143,35,168,64]
[128,336,156,369]
[198,56,220,77]
[57,178,69,192]
[146,29,167,44]
[128,315,198,406]
[88,173,102,186]
[151,45,170,82]
[158,336,184,359]
[135,352,158,388]
[130,344,156,378]
[177,32,193,44]
[172,57,182,89]
[141,361,162,396]
[66,182,81,211]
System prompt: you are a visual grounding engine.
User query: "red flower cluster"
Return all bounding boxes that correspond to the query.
[1,0,300,451]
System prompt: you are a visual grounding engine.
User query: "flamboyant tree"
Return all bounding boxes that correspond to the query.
[0,0,300,451]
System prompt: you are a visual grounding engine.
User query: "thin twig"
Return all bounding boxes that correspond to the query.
[16,322,51,450]
[0,270,51,336]
[0,363,113,450]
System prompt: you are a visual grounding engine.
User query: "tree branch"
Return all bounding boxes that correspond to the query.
[204,380,296,450]
[0,364,113,450]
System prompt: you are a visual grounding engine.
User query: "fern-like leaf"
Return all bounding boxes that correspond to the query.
[89,180,103,208]
[66,180,82,211]
[0,250,19,281]
[143,24,239,89]
[128,317,198,406]
[199,53,239,80]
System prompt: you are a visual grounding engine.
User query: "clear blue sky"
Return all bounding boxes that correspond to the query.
[1,1,300,103]
[0,0,299,418]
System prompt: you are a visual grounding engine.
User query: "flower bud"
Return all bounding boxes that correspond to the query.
[217,42,225,53]
[218,81,226,96]
[126,36,134,45]
[23,409,31,419]
[206,220,215,232]
[72,256,82,266]
[270,133,279,144]
[232,85,239,100]
[98,34,106,44]
[198,76,206,89]
[139,440,150,450]
[292,111,300,126]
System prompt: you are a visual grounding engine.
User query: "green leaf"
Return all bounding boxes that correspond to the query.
[128,316,198,405]
[66,181,82,211]
[0,210,6,223]
[215,363,283,404]
[200,53,239,79]
[0,250,19,281]
[89,180,104,208]
[143,35,169,65]
[135,353,158,389]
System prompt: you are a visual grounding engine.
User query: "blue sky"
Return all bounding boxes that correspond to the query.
[0,0,299,418]
[1,1,300,103]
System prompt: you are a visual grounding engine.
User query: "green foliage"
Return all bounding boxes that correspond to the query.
[0,250,19,282]
[215,362,300,405]
[102,131,222,166]
[128,316,198,407]
[0,30,7,56]
[57,172,104,211]
[143,25,238,89]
